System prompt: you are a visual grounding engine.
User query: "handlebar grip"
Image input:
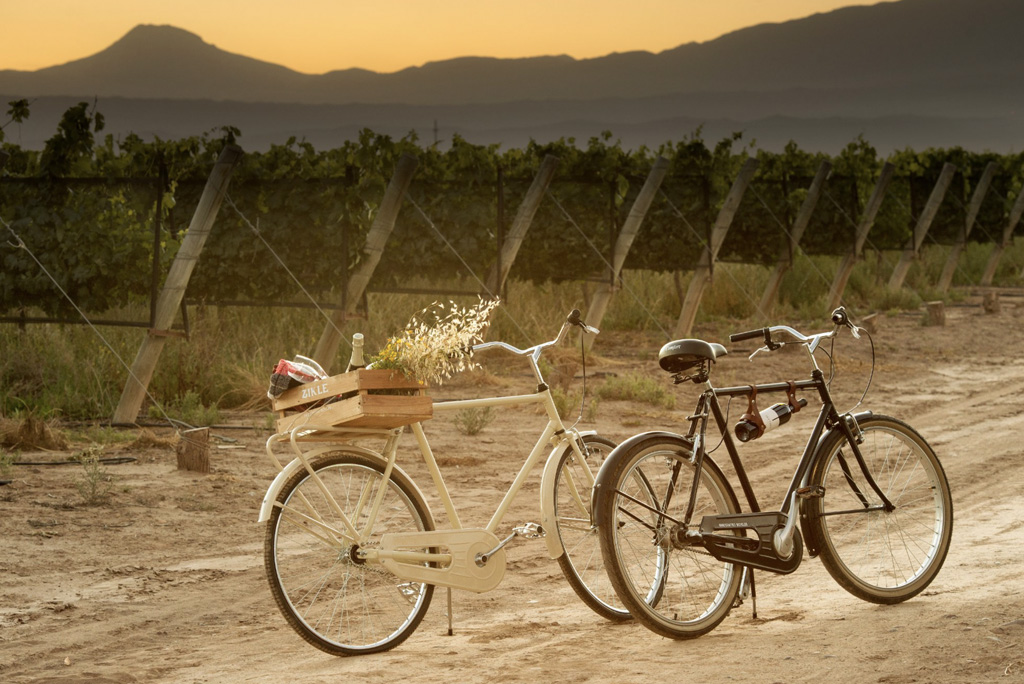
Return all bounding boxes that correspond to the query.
[730,328,767,343]
[566,309,581,325]
[831,307,849,326]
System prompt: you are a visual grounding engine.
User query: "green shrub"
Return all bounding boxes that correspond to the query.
[452,407,495,436]
[596,374,675,410]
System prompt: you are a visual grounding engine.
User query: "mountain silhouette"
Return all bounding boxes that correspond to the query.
[2,0,1023,152]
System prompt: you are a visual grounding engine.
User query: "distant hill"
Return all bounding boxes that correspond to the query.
[2,0,1023,153]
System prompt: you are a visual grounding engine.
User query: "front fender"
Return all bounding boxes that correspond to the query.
[797,410,875,490]
[797,409,874,557]
[258,444,396,523]
[538,430,599,559]
[592,431,695,528]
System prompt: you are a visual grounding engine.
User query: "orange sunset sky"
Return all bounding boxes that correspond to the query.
[2,0,887,74]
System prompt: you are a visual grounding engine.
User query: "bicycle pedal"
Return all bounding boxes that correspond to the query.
[513,522,545,539]
[796,485,825,499]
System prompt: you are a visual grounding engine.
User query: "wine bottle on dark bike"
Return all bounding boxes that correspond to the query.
[734,398,808,442]
[345,333,365,372]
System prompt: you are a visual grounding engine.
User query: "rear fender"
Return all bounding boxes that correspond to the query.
[592,431,729,528]
[258,444,415,523]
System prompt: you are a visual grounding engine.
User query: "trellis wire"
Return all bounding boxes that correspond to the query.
[224,193,352,353]
[657,188,771,322]
[545,189,672,339]
[1,214,187,435]
[748,183,847,299]
[406,195,532,343]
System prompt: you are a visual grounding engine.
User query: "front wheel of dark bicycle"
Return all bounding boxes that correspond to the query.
[264,451,435,655]
[805,415,953,604]
[596,435,742,639]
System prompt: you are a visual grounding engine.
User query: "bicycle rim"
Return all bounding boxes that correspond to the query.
[810,416,952,604]
[554,435,632,621]
[264,453,434,655]
[601,440,740,639]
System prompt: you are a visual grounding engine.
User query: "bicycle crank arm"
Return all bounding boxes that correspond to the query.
[476,523,545,566]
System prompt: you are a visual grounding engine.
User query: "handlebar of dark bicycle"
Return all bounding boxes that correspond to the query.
[729,307,856,347]
[729,328,767,343]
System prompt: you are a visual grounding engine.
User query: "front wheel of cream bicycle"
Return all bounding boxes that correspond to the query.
[553,434,638,621]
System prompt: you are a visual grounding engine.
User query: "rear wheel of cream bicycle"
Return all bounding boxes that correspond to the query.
[554,434,640,621]
[265,452,434,655]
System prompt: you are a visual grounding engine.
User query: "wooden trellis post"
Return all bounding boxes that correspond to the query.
[937,161,998,292]
[980,185,1024,286]
[113,145,243,424]
[827,163,895,310]
[758,160,831,315]
[582,156,669,350]
[312,152,419,372]
[887,162,957,290]
[674,157,759,338]
[486,155,559,295]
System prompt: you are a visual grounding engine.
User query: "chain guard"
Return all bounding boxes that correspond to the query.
[697,512,803,575]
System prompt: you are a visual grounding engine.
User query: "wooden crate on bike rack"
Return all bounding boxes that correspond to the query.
[272,368,432,433]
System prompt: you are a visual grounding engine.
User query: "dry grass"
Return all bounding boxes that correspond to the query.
[0,415,70,450]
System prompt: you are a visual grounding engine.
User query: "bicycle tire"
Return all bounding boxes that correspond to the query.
[804,414,952,604]
[264,451,435,655]
[597,434,742,639]
[553,434,636,621]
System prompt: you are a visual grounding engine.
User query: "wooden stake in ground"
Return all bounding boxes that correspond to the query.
[176,427,210,473]
[674,157,759,338]
[486,155,559,296]
[888,162,957,290]
[312,152,419,372]
[980,185,1024,286]
[582,156,669,350]
[827,163,895,310]
[982,291,1001,314]
[937,161,998,292]
[925,300,946,327]
[113,145,243,424]
[758,160,831,316]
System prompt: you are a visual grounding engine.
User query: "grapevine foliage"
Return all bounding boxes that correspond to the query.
[2,104,1023,316]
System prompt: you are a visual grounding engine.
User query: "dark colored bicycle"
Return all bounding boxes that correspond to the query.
[594,307,953,639]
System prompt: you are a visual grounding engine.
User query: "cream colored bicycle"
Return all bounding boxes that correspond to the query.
[258,310,635,655]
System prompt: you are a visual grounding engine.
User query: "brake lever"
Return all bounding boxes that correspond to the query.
[748,344,779,362]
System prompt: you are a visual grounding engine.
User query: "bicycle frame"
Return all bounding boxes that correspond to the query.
[668,334,896,577]
[692,377,894,520]
[258,328,601,593]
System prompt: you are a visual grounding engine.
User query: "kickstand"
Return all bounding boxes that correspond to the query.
[750,569,757,620]
[447,587,453,636]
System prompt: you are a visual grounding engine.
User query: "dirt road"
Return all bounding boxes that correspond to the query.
[2,298,1022,683]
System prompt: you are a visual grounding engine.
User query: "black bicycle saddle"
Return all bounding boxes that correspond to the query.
[658,339,728,373]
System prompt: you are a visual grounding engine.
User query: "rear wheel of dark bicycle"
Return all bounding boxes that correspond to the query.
[805,415,952,604]
[597,435,742,639]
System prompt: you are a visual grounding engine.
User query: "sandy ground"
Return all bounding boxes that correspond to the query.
[2,296,1023,684]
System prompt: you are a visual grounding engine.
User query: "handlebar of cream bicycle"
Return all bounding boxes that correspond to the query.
[471,308,599,361]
